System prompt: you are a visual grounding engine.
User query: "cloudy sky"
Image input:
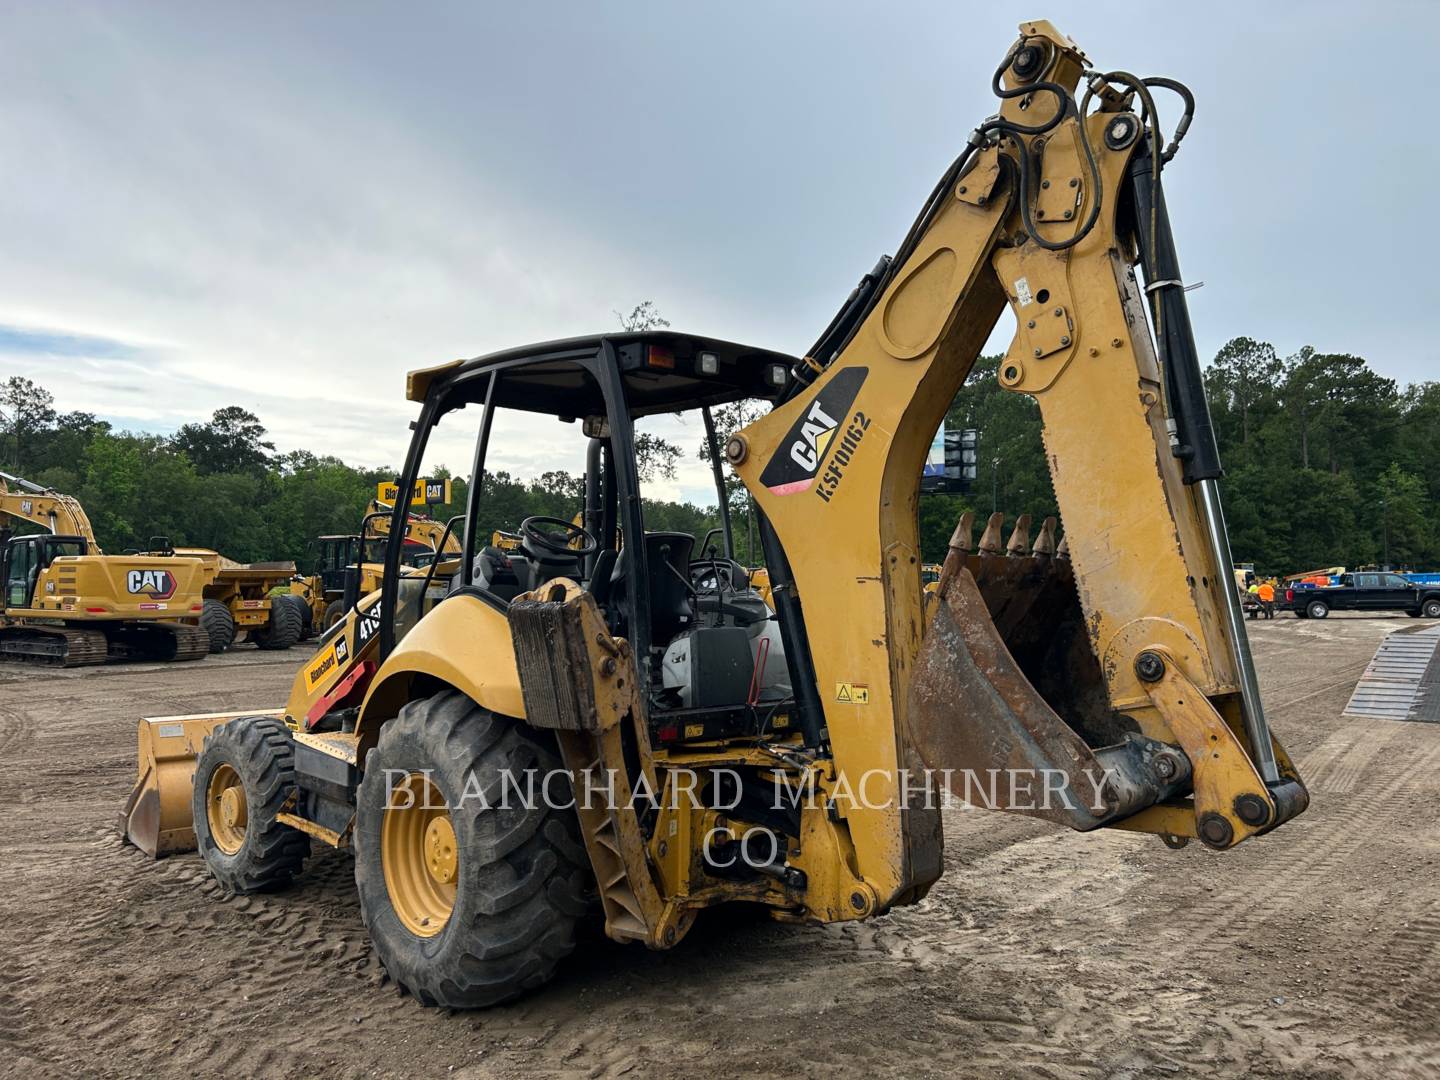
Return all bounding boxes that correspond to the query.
[1,2,1436,503]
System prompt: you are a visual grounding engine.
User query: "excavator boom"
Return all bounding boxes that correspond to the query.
[0,470,100,549]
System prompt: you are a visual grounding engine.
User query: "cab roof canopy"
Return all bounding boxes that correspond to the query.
[407,331,798,419]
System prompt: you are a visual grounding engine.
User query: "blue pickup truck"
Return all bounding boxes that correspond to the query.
[1284,572,1440,619]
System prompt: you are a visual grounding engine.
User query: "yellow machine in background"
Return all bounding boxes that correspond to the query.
[290,500,463,633]
[0,471,209,665]
[176,548,307,653]
[122,22,1307,1012]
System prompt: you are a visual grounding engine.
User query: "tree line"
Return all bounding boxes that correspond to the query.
[0,377,718,568]
[932,340,1440,575]
[2,334,1435,576]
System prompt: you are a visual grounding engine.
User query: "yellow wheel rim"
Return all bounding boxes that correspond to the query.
[381,772,458,937]
[206,763,248,855]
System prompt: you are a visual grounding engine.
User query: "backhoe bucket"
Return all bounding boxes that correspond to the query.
[118,711,277,857]
[905,514,1191,831]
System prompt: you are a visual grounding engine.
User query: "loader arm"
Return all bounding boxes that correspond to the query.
[0,470,101,550]
[731,21,1305,903]
[365,498,462,555]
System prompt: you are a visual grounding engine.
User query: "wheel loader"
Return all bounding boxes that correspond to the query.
[0,471,209,665]
[120,21,1309,1009]
[290,500,462,634]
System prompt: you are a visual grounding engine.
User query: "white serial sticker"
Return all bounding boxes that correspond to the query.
[157,723,185,739]
[1014,277,1033,306]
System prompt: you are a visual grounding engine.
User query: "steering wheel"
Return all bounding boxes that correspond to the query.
[520,515,599,559]
[690,558,747,594]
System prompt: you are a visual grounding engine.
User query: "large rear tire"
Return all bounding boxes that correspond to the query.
[252,595,303,650]
[192,716,310,893]
[354,690,590,1008]
[291,594,316,639]
[200,598,236,654]
[323,600,347,632]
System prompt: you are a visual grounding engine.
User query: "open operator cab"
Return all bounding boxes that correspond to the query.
[376,330,799,745]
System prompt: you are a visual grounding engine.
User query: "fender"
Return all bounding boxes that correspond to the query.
[354,593,525,759]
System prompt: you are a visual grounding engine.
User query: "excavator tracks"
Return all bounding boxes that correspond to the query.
[0,626,109,667]
[0,621,208,667]
[104,622,209,664]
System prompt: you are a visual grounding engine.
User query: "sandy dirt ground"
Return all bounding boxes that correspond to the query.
[2,613,1438,1079]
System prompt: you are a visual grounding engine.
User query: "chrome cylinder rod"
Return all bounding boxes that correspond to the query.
[1196,477,1279,783]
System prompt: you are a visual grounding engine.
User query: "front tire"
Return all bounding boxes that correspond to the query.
[354,690,590,1009]
[1306,600,1329,620]
[200,598,236,653]
[1423,599,1440,619]
[323,600,347,632]
[192,716,310,893]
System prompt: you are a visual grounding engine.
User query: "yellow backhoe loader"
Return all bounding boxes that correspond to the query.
[121,21,1308,1009]
[0,471,209,665]
[290,500,463,634]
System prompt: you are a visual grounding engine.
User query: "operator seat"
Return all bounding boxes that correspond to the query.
[466,545,527,602]
[604,532,696,643]
[645,532,696,644]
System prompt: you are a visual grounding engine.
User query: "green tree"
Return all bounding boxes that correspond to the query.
[78,434,143,550]
[1376,463,1430,569]
[172,406,275,475]
[1205,337,1282,450]
[0,375,57,472]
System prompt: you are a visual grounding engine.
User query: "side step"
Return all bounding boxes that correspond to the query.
[507,581,691,949]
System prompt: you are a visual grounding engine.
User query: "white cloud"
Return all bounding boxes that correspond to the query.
[1,1,1435,495]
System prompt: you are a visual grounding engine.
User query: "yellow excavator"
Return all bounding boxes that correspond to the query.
[121,21,1307,1008]
[0,471,209,664]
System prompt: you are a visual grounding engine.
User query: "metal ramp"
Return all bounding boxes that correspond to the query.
[1343,624,1440,722]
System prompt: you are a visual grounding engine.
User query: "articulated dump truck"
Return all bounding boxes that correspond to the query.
[120,21,1308,1010]
[173,548,307,654]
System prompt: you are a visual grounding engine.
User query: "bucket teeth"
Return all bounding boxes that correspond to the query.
[949,510,975,555]
[978,512,1005,555]
[1006,514,1033,557]
[1032,516,1057,558]
[1055,533,1070,560]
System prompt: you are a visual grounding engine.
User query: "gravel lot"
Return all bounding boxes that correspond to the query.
[2,613,1437,1078]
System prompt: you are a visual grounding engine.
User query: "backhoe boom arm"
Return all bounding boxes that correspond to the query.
[731,21,1306,906]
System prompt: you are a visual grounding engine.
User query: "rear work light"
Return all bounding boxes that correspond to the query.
[697,350,719,375]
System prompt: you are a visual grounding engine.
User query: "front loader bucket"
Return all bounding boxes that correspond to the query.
[118,711,278,857]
